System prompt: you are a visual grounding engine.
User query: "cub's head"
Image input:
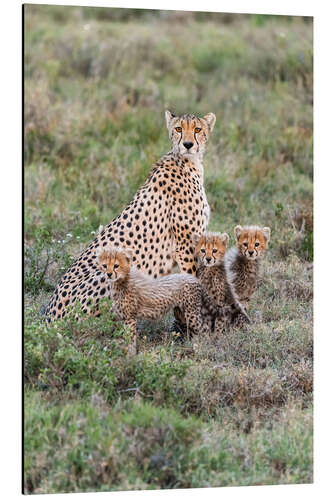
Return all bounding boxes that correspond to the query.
[165,111,216,157]
[234,225,270,260]
[194,232,229,267]
[96,245,132,281]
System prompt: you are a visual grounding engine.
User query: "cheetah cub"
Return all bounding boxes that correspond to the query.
[96,245,206,353]
[194,232,250,334]
[225,225,271,310]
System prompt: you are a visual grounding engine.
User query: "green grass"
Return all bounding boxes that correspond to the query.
[24,389,312,493]
[24,5,313,494]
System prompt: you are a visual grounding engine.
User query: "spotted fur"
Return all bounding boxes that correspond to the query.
[194,232,250,334]
[45,111,216,322]
[96,245,207,353]
[225,225,271,310]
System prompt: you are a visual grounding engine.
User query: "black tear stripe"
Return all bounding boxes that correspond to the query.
[194,133,199,152]
[177,131,182,147]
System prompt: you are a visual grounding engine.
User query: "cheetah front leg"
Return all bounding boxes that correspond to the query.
[173,245,197,276]
[172,242,198,329]
[171,224,198,276]
[171,221,200,329]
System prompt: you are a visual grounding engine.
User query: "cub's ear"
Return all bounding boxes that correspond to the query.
[203,112,216,132]
[234,225,243,240]
[220,232,229,246]
[193,233,203,255]
[96,247,103,259]
[193,233,202,246]
[165,110,176,129]
[105,243,113,253]
[262,227,271,242]
[124,248,133,261]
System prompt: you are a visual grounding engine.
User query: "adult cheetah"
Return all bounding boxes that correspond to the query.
[45,110,216,321]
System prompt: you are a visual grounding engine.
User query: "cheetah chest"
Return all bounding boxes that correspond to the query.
[189,157,210,231]
[201,185,210,230]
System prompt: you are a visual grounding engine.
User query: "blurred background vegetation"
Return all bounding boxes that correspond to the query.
[24,5,313,494]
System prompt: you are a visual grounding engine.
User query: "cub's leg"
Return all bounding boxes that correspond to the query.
[214,304,251,334]
[200,301,215,336]
[181,285,207,336]
[214,315,229,336]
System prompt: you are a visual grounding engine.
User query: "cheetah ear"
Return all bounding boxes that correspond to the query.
[124,248,133,262]
[234,225,243,240]
[262,227,271,242]
[203,112,216,132]
[193,233,203,255]
[220,232,229,246]
[193,233,201,246]
[165,110,176,129]
[96,247,103,259]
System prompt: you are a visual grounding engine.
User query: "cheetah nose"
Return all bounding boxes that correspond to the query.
[107,272,112,278]
[248,251,254,256]
[183,141,193,150]
[206,257,211,263]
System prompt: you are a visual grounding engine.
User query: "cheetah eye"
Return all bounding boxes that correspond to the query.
[201,249,205,254]
[243,242,248,248]
[103,264,107,269]
[212,249,217,253]
[114,263,119,269]
[194,127,202,133]
[255,242,260,247]
[175,127,182,133]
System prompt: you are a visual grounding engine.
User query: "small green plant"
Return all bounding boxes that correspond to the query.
[301,228,313,261]
[24,300,130,399]
[24,228,74,295]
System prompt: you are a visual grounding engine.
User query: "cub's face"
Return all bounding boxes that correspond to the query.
[194,232,229,267]
[96,246,132,281]
[165,111,216,157]
[234,226,270,261]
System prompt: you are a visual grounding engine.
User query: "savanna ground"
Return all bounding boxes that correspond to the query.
[24,5,313,494]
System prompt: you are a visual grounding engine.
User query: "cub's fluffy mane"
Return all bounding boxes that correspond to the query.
[126,269,198,303]
[224,246,242,282]
[237,225,262,231]
[194,231,229,246]
[234,225,270,241]
[96,245,132,259]
[198,231,228,239]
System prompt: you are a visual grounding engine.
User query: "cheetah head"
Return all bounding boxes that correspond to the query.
[234,225,270,260]
[96,245,132,281]
[194,232,229,267]
[165,111,216,157]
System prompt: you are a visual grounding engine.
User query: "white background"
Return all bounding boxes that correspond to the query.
[1,0,331,499]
